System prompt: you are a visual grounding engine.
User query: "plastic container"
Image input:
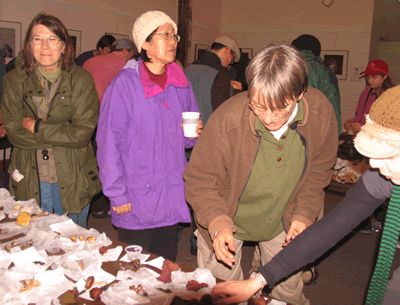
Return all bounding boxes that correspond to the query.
[47,236,61,254]
[125,245,143,260]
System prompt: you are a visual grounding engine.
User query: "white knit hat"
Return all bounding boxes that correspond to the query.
[354,85,400,159]
[132,11,178,53]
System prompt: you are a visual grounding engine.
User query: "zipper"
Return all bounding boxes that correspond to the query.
[295,127,307,178]
[23,96,38,120]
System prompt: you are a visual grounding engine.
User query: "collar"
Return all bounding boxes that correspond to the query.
[138,59,189,98]
[255,102,304,140]
[250,96,309,137]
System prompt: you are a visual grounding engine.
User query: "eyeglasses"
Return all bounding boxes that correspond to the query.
[153,32,180,42]
[31,36,61,46]
[249,101,296,119]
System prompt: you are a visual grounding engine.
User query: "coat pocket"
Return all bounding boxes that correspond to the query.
[79,167,101,199]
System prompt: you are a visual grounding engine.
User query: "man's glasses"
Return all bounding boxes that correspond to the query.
[154,32,180,42]
[249,102,296,119]
[31,36,61,46]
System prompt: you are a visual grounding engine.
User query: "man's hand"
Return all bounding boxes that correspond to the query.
[230,80,242,91]
[0,125,6,138]
[283,220,307,246]
[112,203,132,214]
[213,228,236,267]
[23,117,36,134]
[212,277,262,304]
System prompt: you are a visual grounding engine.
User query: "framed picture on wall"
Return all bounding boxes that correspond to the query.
[67,29,82,57]
[320,50,349,80]
[0,20,22,64]
[106,33,129,40]
[240,48,253,60]
[195,44,210,60]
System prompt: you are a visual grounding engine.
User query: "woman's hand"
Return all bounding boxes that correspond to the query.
[344,119,355,132]
[351,122,362,132]
[112,203,132,214]
[23,117,36,134]
[0,124,6,138]
[192,120,203,138]
[212,277,262,304]
[181,120,203,139]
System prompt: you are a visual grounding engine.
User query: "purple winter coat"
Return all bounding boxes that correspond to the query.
[96,59,198,230]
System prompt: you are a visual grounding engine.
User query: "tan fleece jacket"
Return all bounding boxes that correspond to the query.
[184,87,338,250]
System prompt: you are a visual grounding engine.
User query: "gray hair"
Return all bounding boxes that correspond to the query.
[246,43,308,110]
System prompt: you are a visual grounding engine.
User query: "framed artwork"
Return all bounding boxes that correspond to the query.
[320,50,349,80]
[195,44,210,60]
[67,29,82,57]
[0,20,22,63]
[105,32,129,40]
[240,48,253,60]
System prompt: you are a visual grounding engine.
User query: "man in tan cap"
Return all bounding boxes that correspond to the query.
[185,34,242,126]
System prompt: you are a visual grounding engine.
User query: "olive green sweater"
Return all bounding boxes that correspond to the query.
[233,102,305,241]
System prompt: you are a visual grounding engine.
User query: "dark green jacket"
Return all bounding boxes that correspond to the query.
[1,57,101,214]
[301,50,342,135]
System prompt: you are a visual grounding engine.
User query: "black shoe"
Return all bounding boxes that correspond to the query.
[92,211,107,219]
[372,221,382,232]
[304,265,319,286]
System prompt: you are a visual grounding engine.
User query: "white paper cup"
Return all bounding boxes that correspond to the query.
[182,112,200,137]
[125,245,143,260]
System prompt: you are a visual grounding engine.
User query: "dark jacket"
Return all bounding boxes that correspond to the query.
[1,56,101,214]
[259,169,392,288]
[185,51,237,126]
[184,88,338,250]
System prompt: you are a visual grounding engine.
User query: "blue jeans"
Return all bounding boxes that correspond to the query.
[40,182,89,227]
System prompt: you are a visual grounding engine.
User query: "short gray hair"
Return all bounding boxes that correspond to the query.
[246,44,308,110]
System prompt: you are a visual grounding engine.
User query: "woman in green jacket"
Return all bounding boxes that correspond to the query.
[1,13,101,227]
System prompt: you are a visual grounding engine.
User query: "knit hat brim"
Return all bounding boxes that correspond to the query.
[133,11,178,53]
[354,115,400,159]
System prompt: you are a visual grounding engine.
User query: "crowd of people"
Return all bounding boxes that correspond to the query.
[0,8,398,305]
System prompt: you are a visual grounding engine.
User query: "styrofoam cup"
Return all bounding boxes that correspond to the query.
[125,245,143,260]
[182,112,200,137]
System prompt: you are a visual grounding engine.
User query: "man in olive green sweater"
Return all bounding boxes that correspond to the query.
[184,44,338,304]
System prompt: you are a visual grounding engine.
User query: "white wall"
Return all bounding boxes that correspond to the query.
[378,41,400,86]
[0,0,178,54]
[1,0,379,132]
[214,0,376,131]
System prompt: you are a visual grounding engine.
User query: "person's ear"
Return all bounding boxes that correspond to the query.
[142,41,150,51]
[383,74,388,81]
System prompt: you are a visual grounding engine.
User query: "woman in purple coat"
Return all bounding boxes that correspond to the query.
[96,11,202,261]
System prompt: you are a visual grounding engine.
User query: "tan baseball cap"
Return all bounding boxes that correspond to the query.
[214,34,240,62]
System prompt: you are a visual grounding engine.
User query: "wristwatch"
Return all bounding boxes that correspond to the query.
[250,271,267,300]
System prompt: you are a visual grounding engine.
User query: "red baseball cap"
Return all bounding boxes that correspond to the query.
[361,59,389,76]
